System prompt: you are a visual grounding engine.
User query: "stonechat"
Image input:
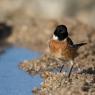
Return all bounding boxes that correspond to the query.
[49,25,86,78]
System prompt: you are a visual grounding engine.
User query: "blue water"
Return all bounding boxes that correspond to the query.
[0,47,42,95]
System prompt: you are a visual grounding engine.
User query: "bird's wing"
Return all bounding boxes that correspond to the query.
[66,37,77,49]
[67,37,87,48]
[67,37,74,45]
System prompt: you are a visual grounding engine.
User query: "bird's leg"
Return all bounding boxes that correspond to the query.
[55,58,64,72]
[60,64,64,72]
[68,60,74,78]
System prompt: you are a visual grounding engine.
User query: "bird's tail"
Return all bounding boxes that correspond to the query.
[75,43,87,48]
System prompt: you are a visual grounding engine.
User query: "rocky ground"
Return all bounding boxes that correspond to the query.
[6,18,94,95]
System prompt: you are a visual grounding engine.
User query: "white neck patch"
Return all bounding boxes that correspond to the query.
[52,35,58,40]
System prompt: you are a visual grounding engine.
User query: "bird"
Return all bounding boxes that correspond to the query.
[49,25,86,78]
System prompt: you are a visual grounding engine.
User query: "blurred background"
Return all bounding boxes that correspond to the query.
[0,0,95,27]
[0,0,94,51]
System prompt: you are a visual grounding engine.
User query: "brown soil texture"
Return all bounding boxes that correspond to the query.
[6,17,95,95]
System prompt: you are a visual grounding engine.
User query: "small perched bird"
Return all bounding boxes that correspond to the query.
[49,25,86,78]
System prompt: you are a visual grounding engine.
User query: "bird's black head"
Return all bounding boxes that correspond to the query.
[53,25,68,41]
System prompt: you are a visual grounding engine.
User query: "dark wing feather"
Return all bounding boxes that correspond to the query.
[67,37,87,48]
[67,37,73,45]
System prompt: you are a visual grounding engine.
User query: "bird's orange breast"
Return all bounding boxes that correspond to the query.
[49,39,67,58]
[49,40,78,60]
